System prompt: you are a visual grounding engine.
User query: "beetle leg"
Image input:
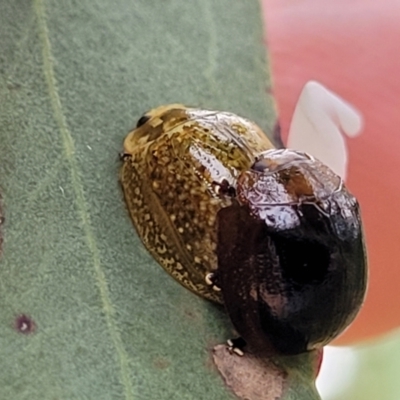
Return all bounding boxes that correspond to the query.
[205,272,221,291]
[205,272,214,285]
[212,179,236,198]
[227,337,247,357]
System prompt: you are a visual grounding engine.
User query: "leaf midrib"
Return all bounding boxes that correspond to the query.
[33,0,134,398]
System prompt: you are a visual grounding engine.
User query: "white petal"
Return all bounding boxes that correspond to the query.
[316,345,359,400]
[287,81,363,180]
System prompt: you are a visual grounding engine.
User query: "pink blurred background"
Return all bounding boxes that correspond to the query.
[262,0,400,344]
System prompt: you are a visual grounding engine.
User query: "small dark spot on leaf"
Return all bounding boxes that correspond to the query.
[265,85,274,95]
[153,357,170,370]
[183,308,197,320]
[7,81,21,91]
[15,314,36,334]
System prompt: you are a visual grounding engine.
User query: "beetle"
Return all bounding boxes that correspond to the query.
[120,105,367,355]
[214,149,367,355]
[120,104,274,303]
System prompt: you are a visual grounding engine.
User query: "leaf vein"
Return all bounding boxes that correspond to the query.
[33,1,134,398]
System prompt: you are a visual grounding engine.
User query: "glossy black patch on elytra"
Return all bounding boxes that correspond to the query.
[216,195,367,355]
[273,237,330,285]
[15,315,36,334]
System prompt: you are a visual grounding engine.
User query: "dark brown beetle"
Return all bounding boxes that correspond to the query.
[214,149,367,355]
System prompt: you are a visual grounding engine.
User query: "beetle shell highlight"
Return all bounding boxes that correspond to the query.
[216,149,367,355]
[120,105,274,302]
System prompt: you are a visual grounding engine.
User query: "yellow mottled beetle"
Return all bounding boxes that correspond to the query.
[120,104,274,303]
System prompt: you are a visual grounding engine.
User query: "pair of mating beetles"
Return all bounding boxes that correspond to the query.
[120,104,367,356]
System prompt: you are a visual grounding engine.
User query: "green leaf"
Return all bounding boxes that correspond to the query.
[0,0,318,399]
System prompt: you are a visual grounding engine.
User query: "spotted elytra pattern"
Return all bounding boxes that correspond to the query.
[120,105,273,302]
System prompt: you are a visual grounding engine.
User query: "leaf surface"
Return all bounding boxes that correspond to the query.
[0,1,318,399]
